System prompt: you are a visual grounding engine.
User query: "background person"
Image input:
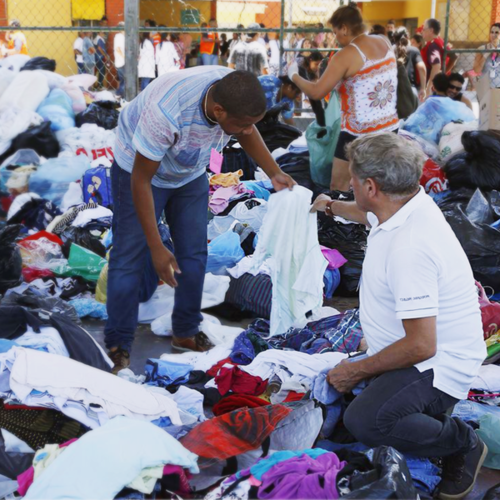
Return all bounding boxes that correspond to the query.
[94,30,108,89]
[311,133,487,500]
[114,22,125,98]
[82,32,96,76]
[228,23,269,76]
[411,33,425,51]
[138,32,155,91]
[5,20,28,56]
[370,24,386,36]
[447,72,473,110]
[156,32,180,76]
[74,32,84,74]
[472,23,500,89]
[288,4,398,192]
[258,74,301,125]
[200,19,219,66]
[219,33,230,65]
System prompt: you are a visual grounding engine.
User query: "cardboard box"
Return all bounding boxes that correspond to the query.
[479,88,500,131]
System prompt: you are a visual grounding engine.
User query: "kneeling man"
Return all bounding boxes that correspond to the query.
[312,133,487,500]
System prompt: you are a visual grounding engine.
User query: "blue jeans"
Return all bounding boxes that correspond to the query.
[77,62,85,74]
[344,367,476,458]
[96,58,105,87]
[140,77,152,91]
[105,161,209,352]
[201,54,218,66]
[116,66,125,97]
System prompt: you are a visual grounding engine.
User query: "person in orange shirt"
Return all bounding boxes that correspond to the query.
[6,20,28,56]
[200,18,219,66]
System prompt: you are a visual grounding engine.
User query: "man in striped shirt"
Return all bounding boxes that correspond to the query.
[108,67,295,373]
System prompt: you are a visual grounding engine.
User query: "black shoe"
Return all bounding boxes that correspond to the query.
[437,437,488,500]
[108,347,130,375]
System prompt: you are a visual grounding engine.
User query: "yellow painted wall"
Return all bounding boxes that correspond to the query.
[8,0,77,76]
[140,0,212,27]
[468,0,491,43]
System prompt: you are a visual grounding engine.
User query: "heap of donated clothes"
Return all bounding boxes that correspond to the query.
[1,52,500,499]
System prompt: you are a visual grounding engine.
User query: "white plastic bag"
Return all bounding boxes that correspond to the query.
[65,74,97,90]
[0,68,16,98]
[0,54,30,72]
[439,120,478,161]
[0,106,44,144]
[57,124,115,162]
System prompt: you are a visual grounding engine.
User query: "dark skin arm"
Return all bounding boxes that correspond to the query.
[328,317,437,392]
[131,152,180,287]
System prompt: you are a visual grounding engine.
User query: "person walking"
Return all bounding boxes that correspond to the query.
[94,31,108,89]
[82,32,96,76]
[107,68,295,373]
[472,23,500,90]
[288,4,398,191]
[74,32,84,74]
[200,18,219,65]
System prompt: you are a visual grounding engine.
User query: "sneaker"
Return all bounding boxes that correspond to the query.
[437,437,488,500]
[171,332,215,353]
[108,347,130,375]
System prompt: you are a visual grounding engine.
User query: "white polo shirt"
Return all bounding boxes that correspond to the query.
[360,187,486,400]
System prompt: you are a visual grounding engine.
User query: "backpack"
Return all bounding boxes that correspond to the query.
[396,61,419,119]
[82,166,113,208]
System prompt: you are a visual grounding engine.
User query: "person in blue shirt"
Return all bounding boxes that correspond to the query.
[258,74,301,125]
[107,68,295,374]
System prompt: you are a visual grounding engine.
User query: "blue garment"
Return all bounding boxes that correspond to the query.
[69,298,108,320]
[241,181,271,201]
[323,268,341,299]
[321,402,343,438]
[258,75,295,120]
[452,399,500,423]
[115,66,231,189]
[24,416,199,500]
[315,440,369,453]
[76,62,85,74]
[207,231,245,275]
[201,54,218,65]
[139,77,152,91]
[104,161,209,352]
[230,331,256,365]
[145,358,193,387]
[404,456,442,495]
[0,339,18,353]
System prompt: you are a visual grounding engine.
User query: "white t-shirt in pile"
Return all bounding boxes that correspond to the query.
[360,187,486,400]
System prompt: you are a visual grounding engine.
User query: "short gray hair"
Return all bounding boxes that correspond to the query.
[346,133,425,198]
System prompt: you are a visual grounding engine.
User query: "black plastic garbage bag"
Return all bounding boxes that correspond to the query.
[443,130,500,191]
[0,225,22,294]
[0,432,34,480]
[277,151,317,193]
[60,226,107,259]
[20,56,56,72]
[318,193,368,297]
[7,197,61,231]
[484,482,500,500]
[75,100,120,130]
[221,141,258,180]
[0,122,60,164]
[437,189,500,292]
[344,446,418,499]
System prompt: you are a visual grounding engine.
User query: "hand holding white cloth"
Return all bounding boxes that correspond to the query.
[287,61,299,81]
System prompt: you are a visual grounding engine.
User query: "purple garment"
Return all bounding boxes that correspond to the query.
[209,185,253,215]
[258,452,346,500]
[320,246,347,270]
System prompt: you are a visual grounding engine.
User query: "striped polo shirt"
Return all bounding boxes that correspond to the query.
[115,66,231,189]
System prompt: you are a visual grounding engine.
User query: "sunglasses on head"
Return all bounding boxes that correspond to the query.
[449,83,462,91]
[491,30,500,34]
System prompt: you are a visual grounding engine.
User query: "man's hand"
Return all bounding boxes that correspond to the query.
[327,359,362,393]
[310,194,332,213]
[287,61,299,81]
[271,172,296,191]
[151,247,181,288]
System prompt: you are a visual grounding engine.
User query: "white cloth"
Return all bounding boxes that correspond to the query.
[227,199,267,232]
[16,326,69,358]
[168,385,205,422]
[242,350,347,387]
[139,273,230,323]
[156,41,180,76]
[471,365,500,392]
[1,428,34,454]
[60,182,84,213]
[269,40,280,67]
[24,416,198,500]
[0,106,43,147]
[138,39,156,79]
[73,37,84,64]
[57,124,115,162]
[71,205,113,227]
[250,186,327,336]
[7,192,40,221]
[160,343,234,373]
[3,347,182,428]
[114,32,125,68]
[361,187,486,400]
[228,255,271,279]
[0,71,49,112]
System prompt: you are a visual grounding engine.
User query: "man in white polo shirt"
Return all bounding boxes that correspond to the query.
[312,133,487,500]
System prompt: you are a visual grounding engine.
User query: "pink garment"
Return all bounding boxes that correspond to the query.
[163,465,192,496]
[209,184,253,215]
[320,246,347,270]
[17,438,78,496]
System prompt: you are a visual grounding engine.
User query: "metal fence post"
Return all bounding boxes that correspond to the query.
[442,0,451,72]
[125,0,139,101]
[279,0,285,74]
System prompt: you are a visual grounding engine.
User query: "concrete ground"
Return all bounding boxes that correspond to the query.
[83,295,500,499]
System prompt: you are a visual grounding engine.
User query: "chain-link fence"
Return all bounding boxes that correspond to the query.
[442,0,500,92]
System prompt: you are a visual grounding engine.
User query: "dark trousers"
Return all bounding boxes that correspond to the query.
[104,161,209,352]
[116,66,125,97]
[96,58,105,87]
[77,62,85,74]
[344,367,477,458]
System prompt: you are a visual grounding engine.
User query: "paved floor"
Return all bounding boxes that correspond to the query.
[83,296,500,499]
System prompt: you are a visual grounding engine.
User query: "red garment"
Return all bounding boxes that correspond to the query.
[162,465,192,497]
[421,37,451,78]
[283,391,305,403]
[22,267,55,283]
[18,231,63,247]
[180,405,292,460]
[206,357,237,378]
[215,366,268,396]
[213,394,270,416]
